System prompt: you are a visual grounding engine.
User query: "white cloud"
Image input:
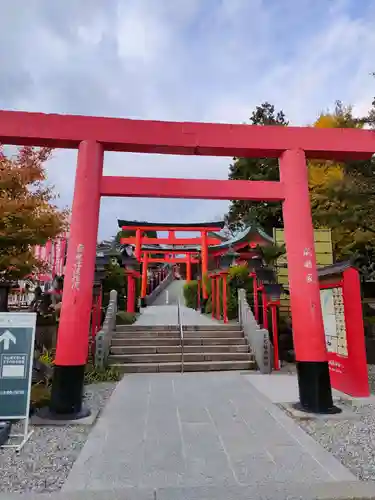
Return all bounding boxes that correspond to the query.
[0,0,374,239]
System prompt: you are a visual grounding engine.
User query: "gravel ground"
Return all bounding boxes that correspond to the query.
[0,382,117,494]
[297,366,375,481]
[367,365,375,393]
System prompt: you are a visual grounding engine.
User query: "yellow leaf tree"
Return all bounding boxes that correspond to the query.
[309,101,375,262]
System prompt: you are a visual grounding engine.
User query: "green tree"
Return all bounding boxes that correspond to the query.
[362,73,375,129]
[102,260,126,310]
[114,229,157,245]
[227,102,288,234]
[227,100,375,265]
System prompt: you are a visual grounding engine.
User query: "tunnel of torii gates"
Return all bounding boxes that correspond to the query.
[119,220,226,309]
[119,219,267,322]
[1,110,375,418]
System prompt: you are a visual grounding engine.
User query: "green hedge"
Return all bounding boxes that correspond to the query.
[116,311,137,325]
[183,265,254,320]
[183,280,199,308]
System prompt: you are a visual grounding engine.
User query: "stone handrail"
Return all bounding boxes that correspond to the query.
[145,267,173,306]
[95,289,118,370]
[238,288,272,374]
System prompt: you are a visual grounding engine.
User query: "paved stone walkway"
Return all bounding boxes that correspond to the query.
[137,279,220,326]
[64,372,354,496]
[153,279,185,306]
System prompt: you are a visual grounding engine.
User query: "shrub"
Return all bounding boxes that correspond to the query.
[227,265,254,319]
[183,280,199,308]
[205,296,212,314]
[202,265,255,320]
[184,265,257,321]
[38,348,55,366]
[228,264,252,289]
[30,383,51,409]
[226,288,238,320]
[116,311,137,325]
[84,363,122,384]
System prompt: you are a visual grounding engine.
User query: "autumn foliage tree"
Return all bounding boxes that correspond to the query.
[0,146,68,310]
[309,102,375,263]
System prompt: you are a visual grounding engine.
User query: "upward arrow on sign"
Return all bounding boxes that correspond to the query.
[0,330,17,350]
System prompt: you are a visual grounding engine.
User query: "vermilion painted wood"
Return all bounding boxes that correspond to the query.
[321,268,369,397]
[140,249,200,254]
[186,254,192,282]
[216,276,220,321]
[141,252,148,298]
[1,110,375,160]
[222,274,228,323]
[201,231,208,298]
[280,149,327,362]
[211,278,216,319]
[54,141,103,366]
[122,223,224,231]
[135,229,141,261]
[126,274,135,313]
[146,258,199,264]
[104,177,285,201]
[121,237,221,245]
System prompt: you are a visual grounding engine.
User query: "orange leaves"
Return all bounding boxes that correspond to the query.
[308,102,375,259]
[0,145,68,281]
[314,114,339,129]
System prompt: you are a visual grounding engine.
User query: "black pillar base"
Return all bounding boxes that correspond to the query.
[41,365,90,419]
[295,361,341,414]
[141,298,147,308]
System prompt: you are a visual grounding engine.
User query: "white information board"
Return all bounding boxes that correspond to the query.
[320,287,348,357]
[0,312,36,451]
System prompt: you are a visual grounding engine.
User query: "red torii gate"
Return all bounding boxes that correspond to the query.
[1,110,374,418]
[139,248,200,287]
[120,221,223,299]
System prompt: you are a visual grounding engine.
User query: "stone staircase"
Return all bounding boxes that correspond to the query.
[109,324,256,373]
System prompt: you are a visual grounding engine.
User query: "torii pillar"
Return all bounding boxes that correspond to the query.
[280,149,337,414]
[186,253,192,282]
[50,140,103,417]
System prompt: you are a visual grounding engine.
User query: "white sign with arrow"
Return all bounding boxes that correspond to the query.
[0,330,16,351]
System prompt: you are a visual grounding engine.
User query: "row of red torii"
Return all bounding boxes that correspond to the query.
[119,220,279,362]
[120,220,231,313]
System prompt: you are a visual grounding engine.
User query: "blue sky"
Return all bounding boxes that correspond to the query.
[1,0,375,240]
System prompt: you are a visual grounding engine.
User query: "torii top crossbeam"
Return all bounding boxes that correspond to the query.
[118,220,225,231]
[1,110,374,160]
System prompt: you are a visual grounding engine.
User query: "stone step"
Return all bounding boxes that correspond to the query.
[110,360,256,373]
[109,352,254,364]
[111,337,247,346]
[110,344,250,354]
[113,330,244,339]
[116,324,241,333]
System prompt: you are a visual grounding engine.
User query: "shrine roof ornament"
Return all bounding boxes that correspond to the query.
[317,261,353,278]
[209,225,274,251]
